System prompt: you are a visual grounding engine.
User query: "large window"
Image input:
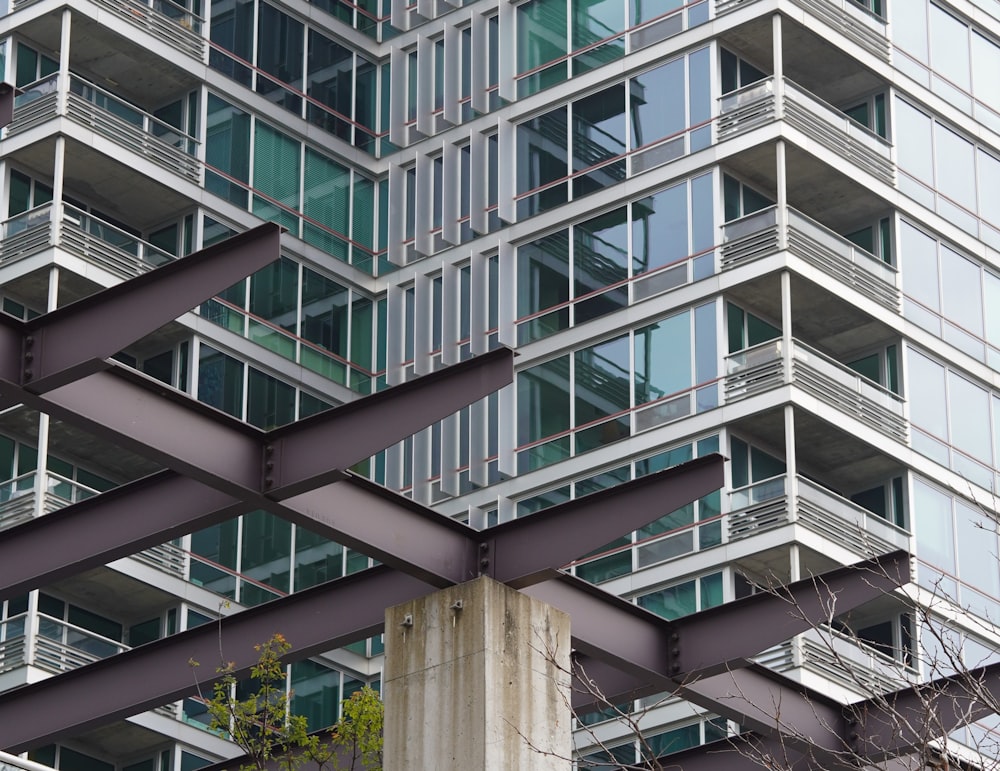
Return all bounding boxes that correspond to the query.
[515,48,710,218]
[517,303,718,471]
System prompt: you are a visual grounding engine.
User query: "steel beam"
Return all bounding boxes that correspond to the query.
[0,566,429,753]
[532,552,910,706]
[853,660,1000,763]
[678,665,846,755]
[668,549,911,679]
[0,472,246,599]
[263,348,514,499]
[486,454,725,588]
[275,475,481,587]
[0,83,16,128]
[21,224,282,393]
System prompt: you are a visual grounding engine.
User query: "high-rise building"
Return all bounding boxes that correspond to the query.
[1,0,1000,767]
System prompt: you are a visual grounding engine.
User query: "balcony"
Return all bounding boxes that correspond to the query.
[0,471,186,579]
[725,339,908,442]
[715,0,889,61]
[729,474,910,558]
[0,203,176,280]
[721,205,899,310]
[756,626,915,701]
[718,77,894,186]
[12,0,205,60]
[9,74,201,184]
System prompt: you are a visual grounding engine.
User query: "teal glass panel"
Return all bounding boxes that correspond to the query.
[300,265,349,359]
[631,57,684,148]
[198,345,243,418]
[746,313,780,347]
[60,748,114,771]
[209,0,253,85]
[307,29,352,139]
[632,182,686,273]
[295,526,343,589]
[28,747,56,767]
[730,437,749,488]
[247,368,295,429]
[128,618,160,647]
[67,605,122,641]
[291,659,340,728]
[635,311,691,405]
[700,571,723,609]
[205,95,251,205]
[572,0,624,75]
[575,334,630,451]
[15,43,36,88]
[517,356,571,471]
[256,3,304,111]
[572,85,626,197]
[8,170,30,216]
[517,108,568,218]
[574,207,628,324]
[241,510,291,603]
[180,752,210,771]
[516,0,567,97]
[913,478,955,574]
[0,435,13,481]
[691,172,714,278]
[517,230,569,344]
[254,122,301,229]
[575,545,631,584]
[643,723,701,759]
[304,147,350,261]
[638,578,697,620]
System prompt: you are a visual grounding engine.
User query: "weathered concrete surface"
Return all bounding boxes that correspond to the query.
[383,576,572,770]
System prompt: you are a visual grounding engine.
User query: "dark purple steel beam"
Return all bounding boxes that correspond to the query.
[264,347,513,499]
[853,660,1000,763]
[21,224,282,393]
[486,454,725,589]
[0,566,429,753]
[530,551,910,699]
[0,471,246,599]
[679,665,846,756]
[0,83,16,128]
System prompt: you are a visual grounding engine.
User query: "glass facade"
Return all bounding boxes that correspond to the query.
[7,0,1000,767]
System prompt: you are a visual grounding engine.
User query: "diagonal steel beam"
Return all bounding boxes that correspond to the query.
[0,566,430,753]
[0,471,247,599]
[853,659,1000,763]
[528,551,910,702]
[21,224,282,393]
[264,347,513,499]
[486,454,724,589]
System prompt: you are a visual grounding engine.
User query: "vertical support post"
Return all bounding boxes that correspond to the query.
[56,9,71,117]
[784,404,797,522]
[384,577,571,771]
[33,265,59,520]
[776,140,788,250]
[772,13,783,118]
[781,270,792,384]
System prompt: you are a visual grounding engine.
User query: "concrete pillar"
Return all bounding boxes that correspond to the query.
[383,576,572,771]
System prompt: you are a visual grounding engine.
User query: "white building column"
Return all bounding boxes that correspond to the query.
[32,265,59,520]
[384,576,571,771]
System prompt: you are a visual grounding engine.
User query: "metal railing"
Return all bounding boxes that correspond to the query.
[34,613,129,673]
[728,474,910,556]
[721,205,899,309]
[718,76,894,185]
[0,472,187,579]
[12,0,204,57]
[9,74,201,182]
[715,0,889,60]
[725,339,908,441]
[0,203,177,279]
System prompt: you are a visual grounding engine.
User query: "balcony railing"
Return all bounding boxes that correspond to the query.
[729,474,910,557]
[0,472,186,579]
[721,205,900,309]
[715,0,889,61]
[756,627,914,699]
[725,339,908,442]
[9,74,201,183]
[718,77,894,185]
[12,0,205,58]
[0,203,177,279]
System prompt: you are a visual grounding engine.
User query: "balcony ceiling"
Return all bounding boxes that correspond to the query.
[0,406,160,482]
[721,13,885,108]
[731,405,901,493]
[10,136,192,229]
[15,11,199,107]
[48,566,179,619]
